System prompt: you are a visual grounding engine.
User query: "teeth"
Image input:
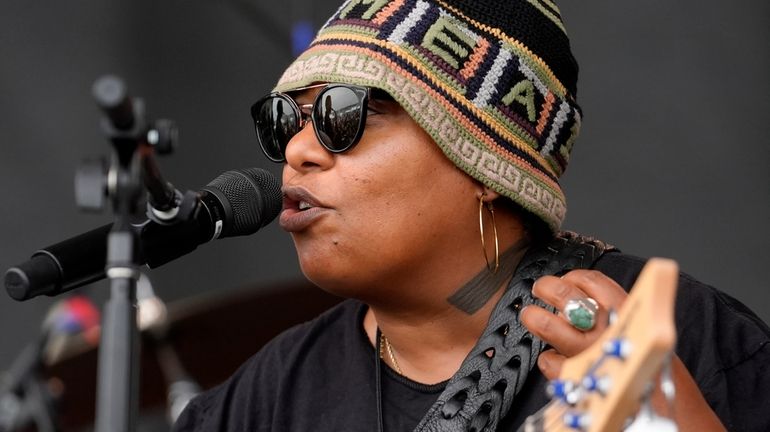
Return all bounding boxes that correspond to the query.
[298,201,313,211]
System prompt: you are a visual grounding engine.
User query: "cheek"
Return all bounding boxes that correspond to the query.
[367,142,472,216]
[291,176,415,283]
[336,153,473,253]
[290,118,478,285]
[333,177,406,246]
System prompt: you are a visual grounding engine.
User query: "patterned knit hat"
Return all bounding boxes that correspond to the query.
[274,0,581,232]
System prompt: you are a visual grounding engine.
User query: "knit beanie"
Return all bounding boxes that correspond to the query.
[274,0,581,232]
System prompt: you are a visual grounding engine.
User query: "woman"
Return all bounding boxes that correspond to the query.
[175,1,769,430]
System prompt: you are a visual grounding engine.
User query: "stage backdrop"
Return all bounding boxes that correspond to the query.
[1,0,767,414]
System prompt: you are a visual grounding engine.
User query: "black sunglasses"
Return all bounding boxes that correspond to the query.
[250,83,372,163]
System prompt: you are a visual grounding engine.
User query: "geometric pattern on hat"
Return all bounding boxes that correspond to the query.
[275,0,581,232]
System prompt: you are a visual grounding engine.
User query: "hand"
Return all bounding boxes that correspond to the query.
[520,269,726,431]
[520,269,627,379]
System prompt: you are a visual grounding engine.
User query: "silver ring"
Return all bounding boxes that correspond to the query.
[564,297,599,331]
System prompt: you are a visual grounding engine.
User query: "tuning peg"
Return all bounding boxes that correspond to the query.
[582,374,611,396]
[603,338,632,359]
[547,379,571,400]
[547,379,584,405]
[563,411,591,430]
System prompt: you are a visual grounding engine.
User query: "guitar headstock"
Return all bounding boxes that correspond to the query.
[528,258,678,432]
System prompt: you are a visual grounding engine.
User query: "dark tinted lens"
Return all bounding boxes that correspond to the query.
[313,86,366,152]
[255,96,299,161]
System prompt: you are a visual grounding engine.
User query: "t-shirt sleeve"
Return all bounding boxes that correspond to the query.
[172,300,371,432]
[171,320,311,432]
[674,278,770,431]
[594,252,770,431]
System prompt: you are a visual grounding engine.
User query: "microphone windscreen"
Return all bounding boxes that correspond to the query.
[203,168,281,237]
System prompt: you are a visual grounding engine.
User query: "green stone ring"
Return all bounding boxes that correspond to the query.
[564,297,599,331]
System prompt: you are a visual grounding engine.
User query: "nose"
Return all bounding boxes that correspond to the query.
[283,117,335,173]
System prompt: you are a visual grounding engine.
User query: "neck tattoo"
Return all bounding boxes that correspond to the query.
[447,237,530,315]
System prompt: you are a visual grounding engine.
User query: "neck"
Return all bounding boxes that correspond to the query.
[360,206,532,384]
[365,285,506,384]
[363,242,528,384]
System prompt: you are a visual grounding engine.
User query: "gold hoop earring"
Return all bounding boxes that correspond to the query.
[478,193,499,274]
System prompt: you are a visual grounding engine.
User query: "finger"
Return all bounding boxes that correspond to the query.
[537,348,565,380]
[533,270,627,333]
[532,275,605,332]
[532,274,587,311]
[521,305,591,356]
[560,269,627,310]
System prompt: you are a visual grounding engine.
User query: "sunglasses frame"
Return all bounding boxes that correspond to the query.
[250,83,371,163]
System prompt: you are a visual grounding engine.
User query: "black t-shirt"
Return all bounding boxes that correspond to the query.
[173,252,770,431]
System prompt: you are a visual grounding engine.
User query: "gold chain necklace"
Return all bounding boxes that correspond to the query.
[379,334,403,375]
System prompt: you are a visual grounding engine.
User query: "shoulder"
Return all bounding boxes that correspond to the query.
[593,251,770,356]
[251,297,366,361]
[593,250,770,430]
[594,252,769,340]
[174,299,370,432]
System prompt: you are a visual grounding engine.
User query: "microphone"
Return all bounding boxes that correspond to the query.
[4,168,282,301]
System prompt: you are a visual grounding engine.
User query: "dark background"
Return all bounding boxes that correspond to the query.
[1,0,768,426]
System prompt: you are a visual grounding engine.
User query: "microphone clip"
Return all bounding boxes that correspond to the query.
[146,189,198,226]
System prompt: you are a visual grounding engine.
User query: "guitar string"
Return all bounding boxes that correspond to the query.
[527,349,614,431]
[520,399,567,432]
[536,345,617,430]
[541,401,569,432]
[532,360,664,431]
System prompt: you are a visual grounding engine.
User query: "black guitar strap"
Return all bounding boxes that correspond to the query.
[413,232,615,432]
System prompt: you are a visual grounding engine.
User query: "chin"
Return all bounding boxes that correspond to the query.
[302,270,365,300]
[297,248,347,284]
[297,254,373,300]
[292,231,395,300]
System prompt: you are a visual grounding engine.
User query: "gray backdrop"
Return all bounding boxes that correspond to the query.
[1,0,768,405]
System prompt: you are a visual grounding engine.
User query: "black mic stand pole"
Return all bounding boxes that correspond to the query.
[82,75,179,432]
[96,171,141,432]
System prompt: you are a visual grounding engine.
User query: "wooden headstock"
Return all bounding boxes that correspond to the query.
[525,258,678,432]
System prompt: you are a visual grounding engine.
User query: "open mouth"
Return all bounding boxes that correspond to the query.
[282,186,325,212]
[279,187,329,232]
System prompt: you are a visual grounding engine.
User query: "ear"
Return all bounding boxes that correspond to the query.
[475,185,501,202]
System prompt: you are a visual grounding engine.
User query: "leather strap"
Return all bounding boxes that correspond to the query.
[413,232,614,432]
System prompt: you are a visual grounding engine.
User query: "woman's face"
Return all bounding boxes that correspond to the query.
[280,85,481,298]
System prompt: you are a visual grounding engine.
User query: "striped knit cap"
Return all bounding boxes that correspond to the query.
[275,0,581,232]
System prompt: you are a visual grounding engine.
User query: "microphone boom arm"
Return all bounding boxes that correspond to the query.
[90,74,171,432]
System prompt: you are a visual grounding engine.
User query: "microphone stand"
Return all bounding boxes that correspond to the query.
[81,75,179,432]
[0,330,58,432]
